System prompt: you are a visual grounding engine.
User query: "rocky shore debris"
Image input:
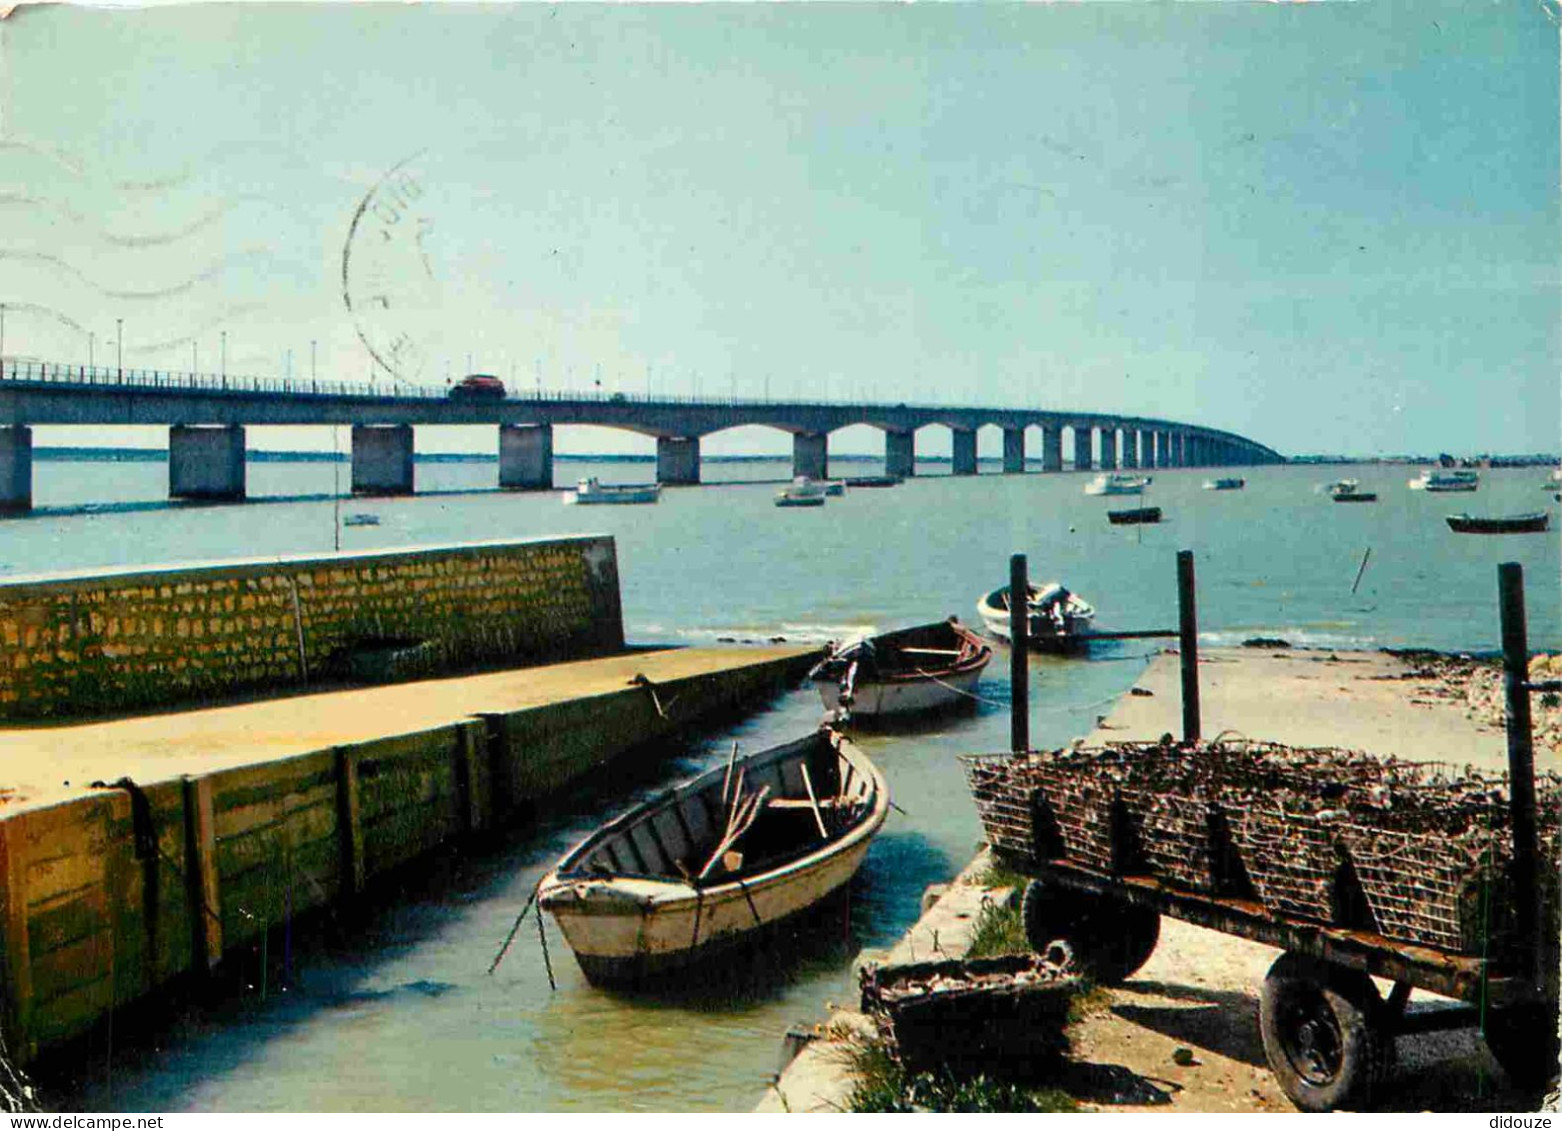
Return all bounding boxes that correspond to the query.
[1376,651,1562,758]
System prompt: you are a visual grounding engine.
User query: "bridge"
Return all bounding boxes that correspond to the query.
[0,358,1283,511]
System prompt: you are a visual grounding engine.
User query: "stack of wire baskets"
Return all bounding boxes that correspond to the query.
[961,740,1560,956]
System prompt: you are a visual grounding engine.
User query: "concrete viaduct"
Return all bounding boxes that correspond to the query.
[0,359,1283,512]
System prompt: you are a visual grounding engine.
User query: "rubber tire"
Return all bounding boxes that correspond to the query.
[1020,878,1161,985]
[1258,952,1392,1112]
[1483,1003,1561,1090]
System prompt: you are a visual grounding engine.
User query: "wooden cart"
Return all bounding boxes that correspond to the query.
[985,557,1558,1111]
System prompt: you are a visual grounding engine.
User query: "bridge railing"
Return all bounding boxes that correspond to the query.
[0,356,1278,456]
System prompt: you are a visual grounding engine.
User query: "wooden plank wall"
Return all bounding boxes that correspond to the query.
[0,652,807,1063]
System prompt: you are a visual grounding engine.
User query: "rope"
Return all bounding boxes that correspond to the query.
[535,895,556,992]
[903,667,1142,718]
[487,881,540,975]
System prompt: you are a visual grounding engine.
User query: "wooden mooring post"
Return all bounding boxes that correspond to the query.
[1177,549,1201,743]
[1009,552,1029,753]
[1498,561,1542,988]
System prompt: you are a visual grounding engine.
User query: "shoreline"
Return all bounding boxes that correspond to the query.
[760,646,1555,1113]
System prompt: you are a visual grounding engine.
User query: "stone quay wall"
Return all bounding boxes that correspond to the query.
[0,537,623,718]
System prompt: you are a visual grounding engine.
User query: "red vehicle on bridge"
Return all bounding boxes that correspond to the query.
[449,374,506,401]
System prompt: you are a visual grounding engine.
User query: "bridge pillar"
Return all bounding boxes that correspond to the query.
[1172,432,1187,468]
[352,424,415,496]
[792,432,828,481]
[1071,425,1093,471]
[656,435,701,485]
[885,430,915,479]
[1041,424,1062,472]
[1002,427,1025,474]
[499,424,553,490]
[0,426,32,514]
[951,429,978,476]
[1158,430,1173,468]
[1100,428,1118,471]
[1121,429,1139,470]
[169,424,246,501]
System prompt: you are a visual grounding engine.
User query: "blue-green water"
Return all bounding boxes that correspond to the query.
[15,458,1559,1112]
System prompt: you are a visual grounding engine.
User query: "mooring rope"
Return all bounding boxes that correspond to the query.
[903,667,1149,717]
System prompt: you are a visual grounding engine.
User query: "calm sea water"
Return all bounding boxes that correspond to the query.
[16,457,1559,1112]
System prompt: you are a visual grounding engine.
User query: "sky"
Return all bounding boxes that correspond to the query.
[0,0,1557,457]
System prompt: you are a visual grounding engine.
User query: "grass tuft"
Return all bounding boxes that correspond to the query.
[839,1028,1077,1113]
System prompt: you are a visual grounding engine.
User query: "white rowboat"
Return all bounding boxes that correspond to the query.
[537,730,888,985]
[808,619,992,718]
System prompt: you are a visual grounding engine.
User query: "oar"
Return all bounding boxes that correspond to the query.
[799,763,829,840]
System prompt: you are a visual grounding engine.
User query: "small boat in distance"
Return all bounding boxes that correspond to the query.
[821,480,847,497]
[1326,479,1377,503]
[1084,473,1152,497]
[1408,468,1479,492]
[843,475,902,488]
[1108,505,1162,525]
[536,729,888,985]
[1203,477,1245,491]
[808,619,992,719]
[775,477,828,507]
[976,582,1096,651]
[1446,512,1550,535]
[341,513,380,527]
[565,477,662,505]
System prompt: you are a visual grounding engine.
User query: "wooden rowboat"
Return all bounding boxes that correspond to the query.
[537,730,888,985]
[808,618,992,718]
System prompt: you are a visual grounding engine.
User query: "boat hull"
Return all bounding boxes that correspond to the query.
[537,732,888,988]
[976,588,1094,652]
[1446,513,1550,534]
[811,663,984,716]
[1108,506,1162,525]
[546,833,875,985]
[775,495,826,507]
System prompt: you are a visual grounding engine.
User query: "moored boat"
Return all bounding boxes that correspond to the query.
[1326,479,1377,503]
[821,480,847,497]
[844,475,902,488]
[976,582,1096,651]
[1446,512,1550,535]
[1084,473,1152,497]
[1203,477,1245,491]
[537,729,888,985]
[565,477,661,505]
[1408,469,1479,492]
[1107,505,1162,525]
[809,618,992,718]
[775,477,828,507]
[341,513,380,527]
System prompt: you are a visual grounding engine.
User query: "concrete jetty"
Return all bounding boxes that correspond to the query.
[0,643,813,1065]
[0,536,819,1066]
[760,647,1546,1113]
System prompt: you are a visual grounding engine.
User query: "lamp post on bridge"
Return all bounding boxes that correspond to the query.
[89,332,94,370]
[116,318,123,378]
[221,331,227,380]
[311,340,317,382]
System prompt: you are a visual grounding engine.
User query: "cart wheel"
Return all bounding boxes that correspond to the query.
[1258,952,1392,1112]
[1482,1003,1561,1090]
[1020,878,1160,985]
